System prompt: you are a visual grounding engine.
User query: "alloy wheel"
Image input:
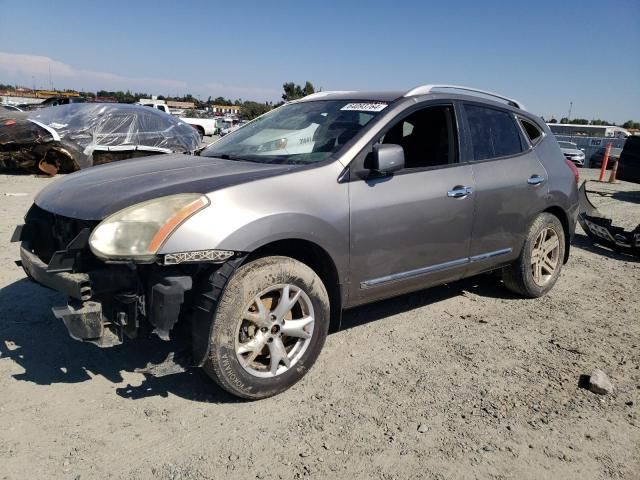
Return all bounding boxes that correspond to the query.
[235,284,315,378]
[530,227,560,286]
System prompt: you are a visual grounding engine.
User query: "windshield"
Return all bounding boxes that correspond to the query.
[558,141,577,149]
[201,100,386,164]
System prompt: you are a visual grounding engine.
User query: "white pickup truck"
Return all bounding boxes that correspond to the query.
[136,101,219,137]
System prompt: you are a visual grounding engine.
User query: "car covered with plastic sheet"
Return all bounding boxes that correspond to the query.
[0,103,201,175]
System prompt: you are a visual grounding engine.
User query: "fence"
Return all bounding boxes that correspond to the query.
[554,135,627,167]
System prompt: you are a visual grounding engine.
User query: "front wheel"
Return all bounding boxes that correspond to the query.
[202,256,330,399]
[502,213,566,298]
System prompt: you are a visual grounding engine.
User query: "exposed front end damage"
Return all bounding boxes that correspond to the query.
[12,204,237,364]
[0,118,81,175]
[578,181,640,257]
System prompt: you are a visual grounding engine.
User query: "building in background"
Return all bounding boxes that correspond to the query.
[210,104,240,116]
[167,100,195,109]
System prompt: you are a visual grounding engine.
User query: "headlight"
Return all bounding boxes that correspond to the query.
[89,194,209,261]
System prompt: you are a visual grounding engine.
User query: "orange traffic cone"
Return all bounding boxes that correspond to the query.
[598,143,612,182]
[608,156,619,183]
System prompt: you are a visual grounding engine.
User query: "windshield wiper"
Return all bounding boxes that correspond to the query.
[206,152,300,165]
[215,153,248,162]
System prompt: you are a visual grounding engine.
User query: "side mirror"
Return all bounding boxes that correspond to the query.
[368,144,405,174]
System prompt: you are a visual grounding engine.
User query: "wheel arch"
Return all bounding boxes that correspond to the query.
[245,238,343,333]
[189,238,343,368]
[194,124,205,137]
[542,205,571,263]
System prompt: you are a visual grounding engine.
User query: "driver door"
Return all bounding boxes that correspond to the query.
[348,104,476,305]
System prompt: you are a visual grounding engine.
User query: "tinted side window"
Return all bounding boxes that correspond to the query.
[464,104,523,160]
[520,118,543,145]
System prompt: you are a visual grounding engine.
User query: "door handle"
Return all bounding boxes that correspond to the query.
[528,175,546,186]
[447,186,473,198]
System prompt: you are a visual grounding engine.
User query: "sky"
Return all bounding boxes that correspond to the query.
[0,0,638,122]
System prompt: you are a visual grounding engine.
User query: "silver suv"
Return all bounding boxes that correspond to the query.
[13,85,579,399]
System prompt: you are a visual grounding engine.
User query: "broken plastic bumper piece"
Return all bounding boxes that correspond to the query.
[51,300,121,347]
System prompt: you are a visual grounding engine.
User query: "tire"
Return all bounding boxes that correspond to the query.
[502,213,566,298]
[201,256,330,399]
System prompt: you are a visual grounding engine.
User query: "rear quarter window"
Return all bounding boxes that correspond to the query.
[519,118,543,145]
[464,104,524,160]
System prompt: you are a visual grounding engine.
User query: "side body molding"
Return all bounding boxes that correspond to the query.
[361,248,513,289]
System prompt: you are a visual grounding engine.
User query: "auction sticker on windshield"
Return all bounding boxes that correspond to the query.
[340,103,387,112]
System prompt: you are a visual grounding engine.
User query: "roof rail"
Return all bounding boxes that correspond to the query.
[300,91,356,100]
[404,84,525,110]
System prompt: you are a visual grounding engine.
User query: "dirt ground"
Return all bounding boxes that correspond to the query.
[0,168,638,480]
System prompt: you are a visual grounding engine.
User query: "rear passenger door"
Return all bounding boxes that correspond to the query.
[461,103,549,276]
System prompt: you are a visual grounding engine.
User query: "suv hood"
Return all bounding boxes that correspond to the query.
[35,153,296,220]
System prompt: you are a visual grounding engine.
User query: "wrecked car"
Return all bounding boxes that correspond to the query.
[13,85,579,399]
[578,181,640,257]
[0,103,201,175]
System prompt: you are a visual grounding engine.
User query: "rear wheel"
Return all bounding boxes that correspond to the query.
[202,256,330,399]
[502,213,565,298]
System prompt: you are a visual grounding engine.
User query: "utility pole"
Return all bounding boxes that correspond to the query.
[567,101,573,122]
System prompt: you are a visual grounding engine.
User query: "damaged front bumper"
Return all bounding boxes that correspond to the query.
[20,243,93,300]
[18,242,137,346]
[16,236,195,348]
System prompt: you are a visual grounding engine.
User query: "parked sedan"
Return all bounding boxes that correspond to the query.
[558,141,585,167]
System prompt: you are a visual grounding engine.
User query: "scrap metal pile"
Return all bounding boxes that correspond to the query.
[0,103,201,175]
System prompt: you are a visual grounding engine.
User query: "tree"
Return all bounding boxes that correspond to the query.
[622,120,640,129]
[302,81,315,96]
[548,118,557,123]
[240,101,271,120]
[212,96,233,105]
[570,118,589,125]
[559,117,570,124]
[282,81,315,101]
[282,82,300,101]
